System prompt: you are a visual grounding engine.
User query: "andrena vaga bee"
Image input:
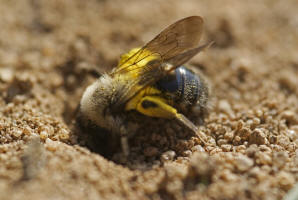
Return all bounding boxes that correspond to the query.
[77,16,212,156]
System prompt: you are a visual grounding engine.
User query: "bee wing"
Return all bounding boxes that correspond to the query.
[110,16,207,106]
[145,16,204,60]
[112,16,204,75]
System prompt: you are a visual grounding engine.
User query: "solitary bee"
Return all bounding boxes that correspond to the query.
[77,16,212,156]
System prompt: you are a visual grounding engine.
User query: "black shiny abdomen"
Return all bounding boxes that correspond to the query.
[155,66,200,105]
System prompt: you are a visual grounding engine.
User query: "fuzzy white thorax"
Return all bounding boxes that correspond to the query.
[80,74,114,129]
[79,74,128,132]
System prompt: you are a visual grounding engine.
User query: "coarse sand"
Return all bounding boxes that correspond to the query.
[0,0,297,200]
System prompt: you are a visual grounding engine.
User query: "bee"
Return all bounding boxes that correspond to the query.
[77,16,212,156]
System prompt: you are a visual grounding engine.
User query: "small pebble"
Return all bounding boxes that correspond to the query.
[39,131,48,140]
[191,145,205,152]
[273,152,289,168]
[221,144,232,152]
[161,150,176,162]
[249,128,268,145]
[182,150,192,157]
[235,155,254,172]
[256,152,272,165]
[0,68,14,82]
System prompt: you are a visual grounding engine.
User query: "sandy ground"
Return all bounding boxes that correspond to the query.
[0,0,297,199]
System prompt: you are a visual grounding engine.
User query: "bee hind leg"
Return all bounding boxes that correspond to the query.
[175,113,207,145]
[136,96,207,145]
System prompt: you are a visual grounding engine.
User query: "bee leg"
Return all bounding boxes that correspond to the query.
[107,116,130,161]
[136,96,207,145]
[136,96,178,119]
[119,125,129,158]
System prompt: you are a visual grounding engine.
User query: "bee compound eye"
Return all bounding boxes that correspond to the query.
[141,100,158,109]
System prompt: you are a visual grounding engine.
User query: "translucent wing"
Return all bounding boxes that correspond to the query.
[112,16,204,75]
[110,16,208,107]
